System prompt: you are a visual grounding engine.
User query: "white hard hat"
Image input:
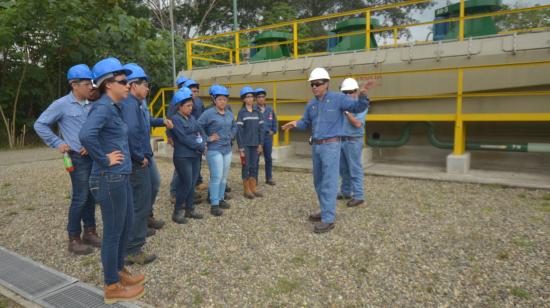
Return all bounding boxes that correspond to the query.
[308,67,330,81]
[341,78,359,91]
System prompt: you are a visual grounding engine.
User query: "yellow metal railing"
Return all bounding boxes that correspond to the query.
[185,0,550,69]
[149,60,550,153]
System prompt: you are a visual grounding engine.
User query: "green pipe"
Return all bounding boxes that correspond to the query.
[367,122,549,153]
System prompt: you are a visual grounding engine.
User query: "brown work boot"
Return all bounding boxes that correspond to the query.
[68,235,93,255]
[249,178,263,197]
[308,212,322,222]
[314,221,335,233]
[196,183,208,191]
[119,267,145,287]
[243,179,255,199]
[104,282,144,304]
[82,227,102,248]
[347,199,364,207]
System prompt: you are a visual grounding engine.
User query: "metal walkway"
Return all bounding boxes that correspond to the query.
[0,246,142,308]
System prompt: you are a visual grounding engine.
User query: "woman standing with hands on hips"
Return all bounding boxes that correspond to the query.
[79,57,145,304]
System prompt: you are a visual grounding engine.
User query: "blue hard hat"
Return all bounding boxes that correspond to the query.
[176,75,188,88]
[67,64,93,81]
[183,79,199,88]
[209,84,229,97]
[239,86,255,98]
[123,63,148,82]
[171,87,193,106]
[92,57,132,85]
[255,88,266,95]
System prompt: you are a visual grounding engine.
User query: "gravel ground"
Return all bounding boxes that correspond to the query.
[0,155,549,307]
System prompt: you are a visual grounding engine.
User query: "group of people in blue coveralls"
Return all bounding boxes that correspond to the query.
[166,81,278,222]
[33,57,369,304]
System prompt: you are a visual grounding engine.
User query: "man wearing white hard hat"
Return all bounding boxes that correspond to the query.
[282,68,373,233]
[338,78,367,207]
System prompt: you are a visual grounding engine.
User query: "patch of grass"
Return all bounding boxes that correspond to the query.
[509,287,529,299]
[517,193,527,198]
[497,250,509,260]
[290,255,305,266]
[200,269,210,276]
[537,202,550,212]
[6,211,17,217]
[265,278,300,296]
[542,194,550,201]
[242,264,251,272]
[81,256,97,267]
[512,237,531,247]
[481,207,494,214]
[1,182,11,188]
[358,267,368,274]
[23,206,35,211]
[486,183,504,189]
[192,290,204,306]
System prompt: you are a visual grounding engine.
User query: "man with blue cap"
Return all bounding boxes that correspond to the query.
[282,68,373,233]
[119,63,157,265]
[34,64,100,255]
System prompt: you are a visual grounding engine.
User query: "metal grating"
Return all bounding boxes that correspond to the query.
[37,283,141,308]
[0,246,77,299]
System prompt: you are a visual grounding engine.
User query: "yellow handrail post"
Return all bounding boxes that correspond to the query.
[393,28,398,47]
[186,41,193,70]
[453,68,466,155]
[273,82,280,147]
[161,89,166,119]
[365,10,371,50]
[293,21,299,59]
[284,129,290,146]
[459,0,465,41]
[235,33,240,65]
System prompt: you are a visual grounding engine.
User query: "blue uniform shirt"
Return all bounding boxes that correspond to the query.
[79,94,132,175]
[34,92,90,151]
[236,107,264,148]
[191,96,205,120]
[171,112,206,158]
[140,99,164,134]
[296,92,369,140]
[120,94,151,164]
[197,107,237,154]
[343,108,368,137]
[254,105,277,135]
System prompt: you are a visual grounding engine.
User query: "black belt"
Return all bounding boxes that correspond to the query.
[313,137,341,145]
[341,136,362,141]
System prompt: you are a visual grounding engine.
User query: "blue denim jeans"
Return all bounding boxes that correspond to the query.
[127,164,152,255]
[67,152,96,236]
[89,174,133,285]
[206,150,232,206]
[339,138,364,200]
[242,146,259,179]
[261,134,273,181]
[148,157,160,215]
[173,156,200,211]
[312,141,341,224]
[169,170,178,198]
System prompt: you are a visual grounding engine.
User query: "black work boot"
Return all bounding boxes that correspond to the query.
[219,200,230,209]
[172,210,188,224]
[184,209,203,219]
[210,206,223,216]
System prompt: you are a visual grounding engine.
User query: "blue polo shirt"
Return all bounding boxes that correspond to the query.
[296,92,369,141]
[34,92,90,151]
[197,107,236,154]
[79,94,132,175]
